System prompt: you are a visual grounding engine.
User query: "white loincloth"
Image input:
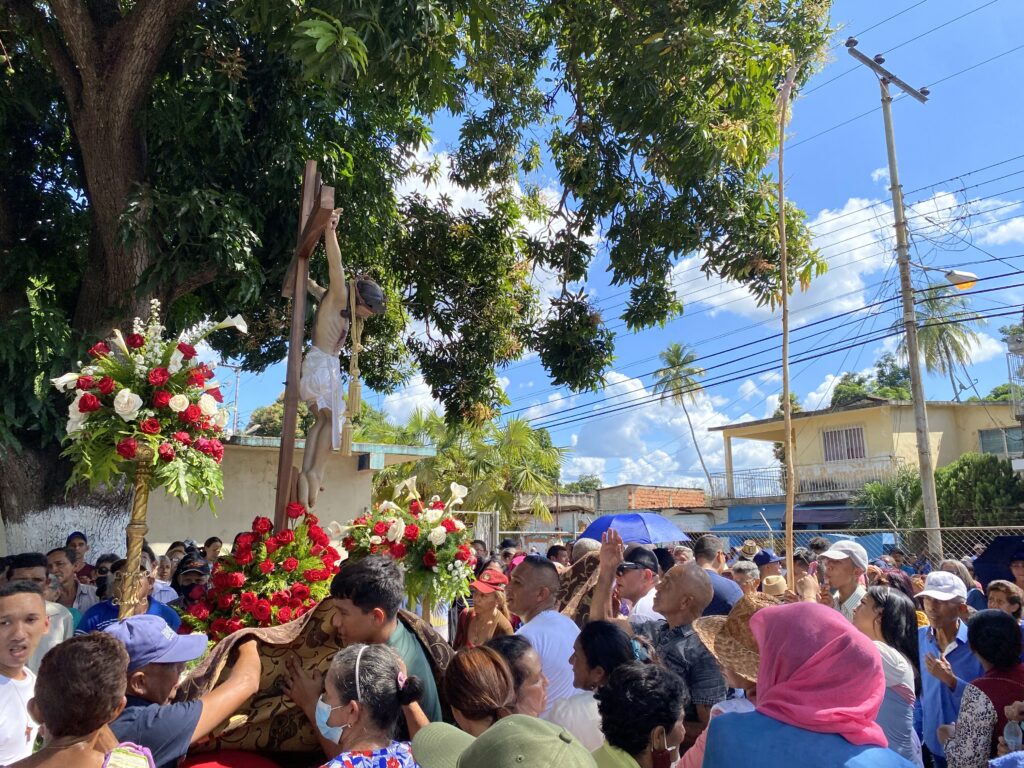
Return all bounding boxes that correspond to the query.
[299,346,343,450]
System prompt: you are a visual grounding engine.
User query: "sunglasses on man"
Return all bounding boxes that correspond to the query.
[616,562,646,576]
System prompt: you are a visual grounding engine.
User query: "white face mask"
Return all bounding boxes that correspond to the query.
[315,696,348,744]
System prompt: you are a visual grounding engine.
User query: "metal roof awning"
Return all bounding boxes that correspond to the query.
[792,505,862,525]
[709,520,783,532]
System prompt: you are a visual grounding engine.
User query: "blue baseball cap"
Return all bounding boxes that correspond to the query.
[753,548,783,567]
[66,531,87,544]
[104,615,208,672]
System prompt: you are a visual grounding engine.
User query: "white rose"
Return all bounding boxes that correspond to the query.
[198,393,217,416]
[213,409,229,428]
[51,372,79,392]
[168,394,189,413]
[428,526,447,547]
[454,519,466,531]
[387,519,404,543]
[423,509,443,525]
[168,349,184,375]
[369,535,383,545]
[113,389,143,422]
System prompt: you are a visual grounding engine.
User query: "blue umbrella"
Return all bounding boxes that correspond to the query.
[973,535,1024,587]
[580,513,690,545]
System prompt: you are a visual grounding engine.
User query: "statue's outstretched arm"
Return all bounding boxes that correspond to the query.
[325,208,346,292]
[306,277,326,301]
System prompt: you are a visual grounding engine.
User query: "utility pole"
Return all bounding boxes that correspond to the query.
[219,362,244,436]
[847,38,942,558]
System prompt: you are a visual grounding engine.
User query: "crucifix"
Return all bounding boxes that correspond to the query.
[273,160,335,530]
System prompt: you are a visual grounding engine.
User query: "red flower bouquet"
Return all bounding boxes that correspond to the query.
[179,504,340,640]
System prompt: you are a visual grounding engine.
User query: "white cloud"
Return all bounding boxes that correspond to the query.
[966,332,1005,364]
[802,372,841,410]
[738,379,762,400]
[562,456,607,482]
[980,217,1024,246]
[382,375,442,422]
[759,371,782,384]
[871,167,890,184]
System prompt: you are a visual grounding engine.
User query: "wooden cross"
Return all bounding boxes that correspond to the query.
[274,160,335,529]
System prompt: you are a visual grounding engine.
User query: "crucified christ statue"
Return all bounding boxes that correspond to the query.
[297,209,384,508]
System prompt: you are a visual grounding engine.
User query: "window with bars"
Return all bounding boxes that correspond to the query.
[979,427,1024,457]
[822,426,867,462]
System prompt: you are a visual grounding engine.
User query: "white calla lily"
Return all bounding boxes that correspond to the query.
[378,500,402,513]
[168,349,184,375]
[111,329,131,356]
[215,315,248,334]
[51,372,79,392]
[447,482,468,507]
[393,476,420,501]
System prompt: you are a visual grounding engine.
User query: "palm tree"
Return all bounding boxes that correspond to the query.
[652,343,712,488]
[897,284,984,400]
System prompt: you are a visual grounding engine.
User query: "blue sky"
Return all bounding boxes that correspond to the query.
[227,0,1024,489]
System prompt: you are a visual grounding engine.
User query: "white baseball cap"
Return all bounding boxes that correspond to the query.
[818,540,869,572]
[915,570,968,602]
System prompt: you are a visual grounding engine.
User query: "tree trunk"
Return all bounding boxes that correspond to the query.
[680,401,713,489]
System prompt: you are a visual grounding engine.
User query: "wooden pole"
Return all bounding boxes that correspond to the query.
[117,446,154,620]
[777,63,799,591]
[274,161,334,529]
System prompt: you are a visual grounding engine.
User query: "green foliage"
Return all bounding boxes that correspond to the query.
[966,383,1014,403]
[360,410,565,526]
[652,342,713,483]
[935,452,1024,526]
[830,372,873,408]
[561,473,602,493]
[771,392,803,464]
[849,467,922,528]
[246,397,317,438]
[830,354,912,407]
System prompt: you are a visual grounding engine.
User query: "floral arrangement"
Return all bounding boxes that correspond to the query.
[51,300,246,508]
[337,478,476,607]
[179,503,341,640]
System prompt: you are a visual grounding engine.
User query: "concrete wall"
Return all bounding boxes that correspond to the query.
[146,442,373,553]
[888,402,1018,468]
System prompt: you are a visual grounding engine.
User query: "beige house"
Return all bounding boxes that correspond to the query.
[709,398,1021,510]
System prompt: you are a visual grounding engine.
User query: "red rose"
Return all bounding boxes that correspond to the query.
[286,502,306,519]
[212,571,232,589]
[209,439,224,463]
[217,593,236,611]
[291,583,310,601]
[116,437,137,459]
[87,341,109,357]
[277,606,293,623]
[276,529,295,545]
[173,431,192,445]
[389,543,407,559]
[235,533,254,549]
[207,387,224,403]
[187,370,206,388]
[252,516,273,535]
[189,603,210,620]
[282,557,299,573]
[235,550,254,565]
[199,363,215,380]
[239,591,258,611]
[342,537,356,551]
[180,404,202,423]
[152,390,172,409]
[305,513,320,526]
[431,499,444,510]
[228,572,246,589]
[270,591,288,607]
[226,619,244,634]
[354,515,368,526]
[311,544,324,556]
[259,560,274,575]
[157,443,175,462]
[309,526,329,546]
[126,333,145,349]
[373,521,388,536]
[139,417,161,435]
[441,518,457,533]
[455,544,472,562]
[404,524,420,542]
[97,376,116,395]
[322,546,340,563]
[369,544,379,555]
[252,600,272,622]
[177,342,197,359]
[422,550,438,568]
[294,607,307,618]
[76,375,94,390]
[303,568,328,582]
[264,539,279,555]
[210,618,230,636]
[148,367,170,387]
[409,499,424,516]
[76,392,101,413]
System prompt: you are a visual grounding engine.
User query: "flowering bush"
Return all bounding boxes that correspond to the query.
[52,300,246,509]
[337,478,476,607]
[179,503,340,639]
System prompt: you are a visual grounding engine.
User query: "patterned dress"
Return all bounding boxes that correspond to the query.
[320,740,418,768]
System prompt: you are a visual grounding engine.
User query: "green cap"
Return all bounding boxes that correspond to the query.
[412,715,597,768]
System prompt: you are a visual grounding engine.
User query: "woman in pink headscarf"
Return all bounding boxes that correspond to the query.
[702,602,915,767]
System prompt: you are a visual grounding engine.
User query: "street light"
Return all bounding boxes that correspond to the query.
[908,261,979,291]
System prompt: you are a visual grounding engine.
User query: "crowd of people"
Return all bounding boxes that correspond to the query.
[3,527,1024,767]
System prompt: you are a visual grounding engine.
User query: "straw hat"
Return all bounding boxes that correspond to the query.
[738,540,760,560]
[761,574,786,597]
[693,593,779,683]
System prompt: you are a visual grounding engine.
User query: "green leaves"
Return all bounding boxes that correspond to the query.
[534,292,615,392]
[292,12,370,81]
[935,453,1024,526]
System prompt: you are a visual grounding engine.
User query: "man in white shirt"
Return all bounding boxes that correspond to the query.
[6,553,75,672]
[47,547,98,619]
[0,581,49,764]
[617,547,664,625]
[506,555,583,716]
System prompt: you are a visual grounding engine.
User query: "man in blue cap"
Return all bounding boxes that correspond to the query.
[753,548,783,582]
[104,615,262,768]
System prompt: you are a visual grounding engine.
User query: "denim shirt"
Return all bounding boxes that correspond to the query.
[915,620,983,759]
[634,619,726,720]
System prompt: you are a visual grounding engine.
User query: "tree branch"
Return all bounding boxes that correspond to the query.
[167,267,218,305]
[6,0,83,108]
[107,0,197,137]
[47,0,101,87]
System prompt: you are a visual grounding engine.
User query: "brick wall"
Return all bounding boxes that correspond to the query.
[627,485,705,510]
